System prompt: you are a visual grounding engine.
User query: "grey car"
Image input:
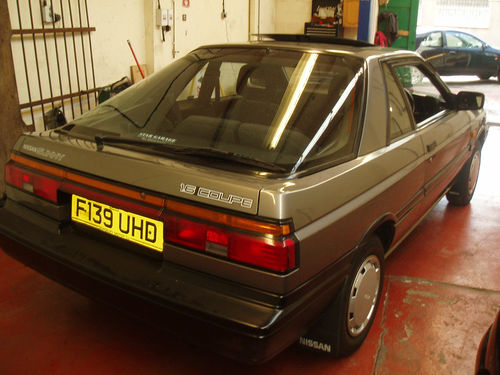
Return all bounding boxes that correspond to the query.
[0,35,487,363]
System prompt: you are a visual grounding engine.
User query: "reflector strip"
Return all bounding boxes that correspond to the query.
[167,200,290,236]
[11,153,165,207]
[66,171,165,207]
[11,153,65,178]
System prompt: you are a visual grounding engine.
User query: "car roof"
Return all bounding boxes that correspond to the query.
[417,29,482,38]
[195,35,418,61]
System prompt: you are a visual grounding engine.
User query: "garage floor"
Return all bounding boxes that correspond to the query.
[1,94,500,374]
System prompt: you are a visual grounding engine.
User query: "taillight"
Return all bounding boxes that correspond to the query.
[165,216,206,250]
[229,235,295,272]
[5,162,61,202]
[165,212,296,273]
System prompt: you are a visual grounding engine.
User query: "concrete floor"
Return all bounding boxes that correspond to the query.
[1,81,499,374]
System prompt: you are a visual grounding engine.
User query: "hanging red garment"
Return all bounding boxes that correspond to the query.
[375,31,389,47]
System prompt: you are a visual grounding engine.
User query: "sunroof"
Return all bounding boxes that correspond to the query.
[257,34,374,47]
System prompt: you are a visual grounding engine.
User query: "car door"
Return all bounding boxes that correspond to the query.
[379,62,426,242]
[442,31,473,75]
[442,31,496,77]
[391,62,472,208]
[459,33,500,78]
[416,31,446,73]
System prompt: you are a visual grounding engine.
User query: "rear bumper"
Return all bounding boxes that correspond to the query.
[0,198,348,363]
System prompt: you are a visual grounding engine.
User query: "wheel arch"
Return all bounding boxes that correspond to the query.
[359,214,396,253]
[477,124,487,149]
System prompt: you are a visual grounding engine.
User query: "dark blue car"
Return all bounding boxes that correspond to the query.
[416,30,500,81]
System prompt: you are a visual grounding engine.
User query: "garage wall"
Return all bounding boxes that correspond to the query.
[249,0,276,37]
[168,1,249,57]
[7,0,377,132]
[274,0,311,34]
[7,0,149,129]
[9,0,251,87]
[7,0,250,130]
[7,0,342,131]
[89,0,147,87]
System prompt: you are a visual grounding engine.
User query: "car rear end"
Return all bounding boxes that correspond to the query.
[1,137,309,362]
[0,42,366,362]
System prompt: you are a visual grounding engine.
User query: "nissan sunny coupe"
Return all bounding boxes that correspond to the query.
[0,35,487,363]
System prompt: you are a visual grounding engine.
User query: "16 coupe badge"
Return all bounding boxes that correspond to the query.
[180,183,253,209]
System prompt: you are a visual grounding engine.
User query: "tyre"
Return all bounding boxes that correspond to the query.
[478,74,491,81]
[298,236,384,357]
[446,148,481,206]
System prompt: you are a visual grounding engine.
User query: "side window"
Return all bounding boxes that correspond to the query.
[382,64,414,142]
[393,65,446,125]
[458,33,483,49]
[422,32,443,47]
[446,32,482,49]
[445,32,464,48]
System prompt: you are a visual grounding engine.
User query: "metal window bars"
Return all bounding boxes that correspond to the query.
[9,0,97,130]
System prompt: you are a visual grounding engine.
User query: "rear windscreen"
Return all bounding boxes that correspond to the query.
[69,47,365,174]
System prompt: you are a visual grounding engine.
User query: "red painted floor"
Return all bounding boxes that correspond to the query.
[1,128,499,374]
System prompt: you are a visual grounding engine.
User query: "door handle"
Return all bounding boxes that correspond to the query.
[426,141,437,153]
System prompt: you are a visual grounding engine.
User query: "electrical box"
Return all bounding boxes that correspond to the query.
[41,0,60,23]
[157,8,167,27]
[157,7,173,39]
[157,8,172,27]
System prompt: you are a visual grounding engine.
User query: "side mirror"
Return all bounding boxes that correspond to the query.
[456,91,485,111]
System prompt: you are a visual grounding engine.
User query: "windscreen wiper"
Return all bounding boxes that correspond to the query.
[171,146,287,173]
[55,125,121,140]
[94,135,287,172]
[94,135,165,151]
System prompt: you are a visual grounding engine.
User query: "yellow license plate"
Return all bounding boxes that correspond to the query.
[71,194,164,252]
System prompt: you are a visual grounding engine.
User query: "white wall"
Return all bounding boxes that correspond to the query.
[249,0,276,38]
[418,0,500,47]
[169,0,249,58]
[90,0,146,86]
[274,0,311,34]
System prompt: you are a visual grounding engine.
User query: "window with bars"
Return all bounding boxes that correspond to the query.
[434,0,490,28]
[8,0,97,131]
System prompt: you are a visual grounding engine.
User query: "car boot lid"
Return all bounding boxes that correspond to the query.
[14,132,264,215]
